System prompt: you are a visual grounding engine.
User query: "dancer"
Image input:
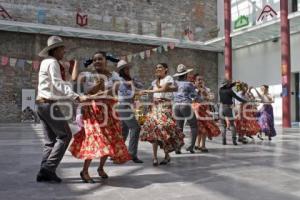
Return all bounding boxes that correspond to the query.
[173,64,198,154]
[69,51,131,183]
[235,83,260,143]
[255,85,276,140]
[140,63,184,166]
[193,74,220,152]
[36,36,87,183]
[219,79,247,145]
[116,60,144,163]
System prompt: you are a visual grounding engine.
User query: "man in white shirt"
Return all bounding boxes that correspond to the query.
[36,36,87,183]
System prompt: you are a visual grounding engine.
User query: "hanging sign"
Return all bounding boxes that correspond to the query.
[234,16,249,29]
[76,11,88,27]
[257,5,278,22]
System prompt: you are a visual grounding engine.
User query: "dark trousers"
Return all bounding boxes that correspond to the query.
[219,105,237,140]
[117,104,141,159]
[174,104,198,150]
[37,103,72,172]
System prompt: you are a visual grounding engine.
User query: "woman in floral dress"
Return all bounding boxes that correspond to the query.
[69,51,131,183]
[140,63,184,166]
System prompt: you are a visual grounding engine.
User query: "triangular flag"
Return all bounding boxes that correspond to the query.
[157,46,163,54]
[152,48,158,53]
[9,58,17,67]
[163,44,168,52]
[168,42,175,49]
[140,52,145,59]
[32,61,40,71]
[26,60,32,64]
[121,56,126,61]
[146,50,151,58]
[1,56,9,66]
[127,54,132,62]
[16,59,26,70]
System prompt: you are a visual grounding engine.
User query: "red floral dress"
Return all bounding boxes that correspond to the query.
[192,103,221,138]
[235,104,261,136]
[69,98,131,164]
[140,101,185,153]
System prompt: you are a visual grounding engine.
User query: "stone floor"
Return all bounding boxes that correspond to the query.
[0,123,300,200]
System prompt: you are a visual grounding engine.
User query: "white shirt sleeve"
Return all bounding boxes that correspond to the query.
[48,61,79,100]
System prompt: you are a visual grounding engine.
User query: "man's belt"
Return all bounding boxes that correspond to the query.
[36,98,57,104]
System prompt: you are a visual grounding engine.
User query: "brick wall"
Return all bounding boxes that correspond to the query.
[0,32,218,122]
[0,0,218,40]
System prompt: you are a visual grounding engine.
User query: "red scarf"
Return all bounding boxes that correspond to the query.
[59,63,66,81]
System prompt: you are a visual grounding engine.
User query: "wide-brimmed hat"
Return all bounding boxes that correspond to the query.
[38,36,65,57]
[117,60,132,71]
[173,64,194,77]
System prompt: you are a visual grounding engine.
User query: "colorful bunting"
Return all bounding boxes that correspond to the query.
[9,58,17,67]
[32,61,40,71]
[163,44,168,52]
[1,56,9,66]
[157,46,163,54]
[169,42,175,49]
[16,59,26,70]
[127,54,132,62]
[146,50,151,58]
[140,52,145,59]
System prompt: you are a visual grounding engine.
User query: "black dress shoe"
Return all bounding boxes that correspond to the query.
[175,150,182,154]
[200,148,209,153]
[233,140,238,145]
[36,173,50,182]
[37,168,62,183]
[222,138,227,145]
[238,137,248,144]
[132,157,144,163]
[159,157,171,165]
[186,147,195,154]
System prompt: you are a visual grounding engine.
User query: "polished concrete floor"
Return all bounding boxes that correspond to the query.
[0,123,300,200]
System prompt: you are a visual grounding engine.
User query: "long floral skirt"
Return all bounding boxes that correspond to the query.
[235,104,261,136]
[69,98,131,164]
[258,104,277,137]
[140,102,185,153]
[192,103,221,138]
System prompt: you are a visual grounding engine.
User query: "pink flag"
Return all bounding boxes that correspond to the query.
[1,56,9,66]
[32,61,40,71]
[168,42,175,49]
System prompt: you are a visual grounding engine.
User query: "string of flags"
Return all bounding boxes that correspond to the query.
[1,56,41,71]
[121,42,176,62]
[0,42,176,71]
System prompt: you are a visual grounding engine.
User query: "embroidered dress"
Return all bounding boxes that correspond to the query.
[234,91,260,136]
[258,104,276,137]
[140,76,184,152]
[69,72,131,163]
[235,104,261,136]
